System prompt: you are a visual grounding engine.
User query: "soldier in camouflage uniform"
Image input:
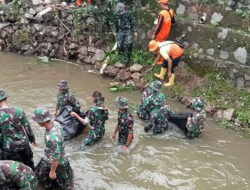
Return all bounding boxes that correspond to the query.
[71,91,109,148]
[0,89,36,170]
[54,80,81,116]
[137,80,162,121]
[144,92,171,134]
[112,96,134,151]
[114,2,138,64]
[32,108,73,190]
[0,160,37,190]
[186,97,206,138]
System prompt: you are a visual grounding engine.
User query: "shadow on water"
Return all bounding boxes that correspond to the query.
[1,52,250,190]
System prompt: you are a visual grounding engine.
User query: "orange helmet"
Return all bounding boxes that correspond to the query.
[158,0,168,4]
[149,40,159,52]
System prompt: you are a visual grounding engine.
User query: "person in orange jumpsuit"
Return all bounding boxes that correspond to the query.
[149,40,184,87]
[152,0,175,67]
[77,0,91,7]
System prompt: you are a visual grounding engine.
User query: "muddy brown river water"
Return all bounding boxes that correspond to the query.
[1,52,250,190]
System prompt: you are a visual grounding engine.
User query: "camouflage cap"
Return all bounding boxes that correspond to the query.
[191,97,206,112]
[150,80,162,92]
[57,80,69,90]
[116,2,125,12]
[153,93,165,106]
[115,96,128,109]
[0,89,7,101]
[32,108,53,123]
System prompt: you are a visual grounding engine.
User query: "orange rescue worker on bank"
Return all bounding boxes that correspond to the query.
[152,0,175,42]
[149,40,184,87]
[77,0,91,6]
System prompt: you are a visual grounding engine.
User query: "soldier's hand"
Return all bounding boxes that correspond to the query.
[152,63,156,67]
[54,110,57,117]
[113,32,117,38]
[111,133,116,141]
[71,112,77,118]
[122,146,128,152]
[134,32,138,38]
[32,142,37,147]
[49,170,57,180]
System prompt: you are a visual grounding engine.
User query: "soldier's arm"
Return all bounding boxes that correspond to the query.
[21,110,35,143]
[71,111,89,125]
[70,95,81,112]
[48,135,61,179]
[112,124,119,140]
[114,14,119,33]
[125,114,134,147]
[130,12,137,32]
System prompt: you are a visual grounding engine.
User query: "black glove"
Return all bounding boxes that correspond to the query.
[144,126,150,132]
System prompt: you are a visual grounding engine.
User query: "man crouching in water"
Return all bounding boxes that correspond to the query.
[186,97,206,138]
[32,108,73,190]
[71,91,109,149]
[112,96,134,152]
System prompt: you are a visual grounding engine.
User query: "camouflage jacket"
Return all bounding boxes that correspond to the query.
[0,106,35,152]
[148,106,169,134]
[118,110,134,137]
[56,91,81,113]
[139,87,156,111]
[114,9,136,33]
[186,110,206,136]
[160,105,172,120]
[87,106,109,138]
[44,121,68,166]
[0,160,37,190]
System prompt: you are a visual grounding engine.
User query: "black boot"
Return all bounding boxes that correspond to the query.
[124,52,131,64]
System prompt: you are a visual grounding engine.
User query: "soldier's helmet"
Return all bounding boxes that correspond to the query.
[153,93,165,106]
[57,80,69,90]
[115,96,128,109]
[0,89,7,101]
[150,80,162,92]
[191,97,206,112]
[32,108,53,123]
[116,2,125,13]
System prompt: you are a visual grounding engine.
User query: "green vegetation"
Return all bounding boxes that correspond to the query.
[12,28,31,45]
[106,48,154,66]
[110,84,136,92]
[235,9,250,19]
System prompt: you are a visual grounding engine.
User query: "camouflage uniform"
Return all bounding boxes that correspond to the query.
[56,80,81,113]
[0,160,37,190]
[186,97,206,138]
[116,97,134,145]
[32,108,73,190]
[0,90,35,169]
[83,104,109,147]
[114,2,137,63]
[144,93,169,134]
[137,81,162,121]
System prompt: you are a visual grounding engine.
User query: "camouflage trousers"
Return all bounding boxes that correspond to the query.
[83,129,105,147]
[137,106,150,121]
[35,158,73,190]
[118,133,133,145]
[117,30,133,53]
[2,146,35,170]
[152,123,168,135]
[186,129,201,139]
[0,176,37,190]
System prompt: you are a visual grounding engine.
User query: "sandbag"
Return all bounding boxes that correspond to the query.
[55,105,86,140]
[168,113,192,134]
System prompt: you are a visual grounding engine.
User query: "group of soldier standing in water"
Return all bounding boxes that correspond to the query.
[0,0,207,189]
[0,79,206,189]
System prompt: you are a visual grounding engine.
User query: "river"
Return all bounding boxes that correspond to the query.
[1,52,250,190]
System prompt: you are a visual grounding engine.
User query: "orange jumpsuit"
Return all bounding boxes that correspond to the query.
[153,9,175,65]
